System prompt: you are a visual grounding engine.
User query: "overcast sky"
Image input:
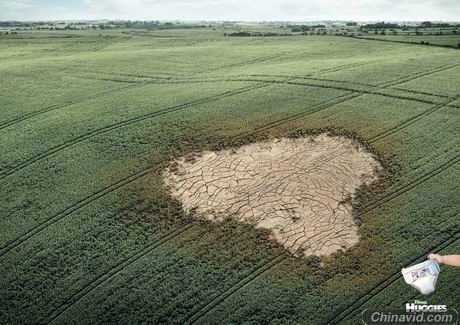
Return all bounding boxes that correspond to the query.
[0,0,459,21]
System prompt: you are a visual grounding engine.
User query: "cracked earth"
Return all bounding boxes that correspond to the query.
[164,134,382,257]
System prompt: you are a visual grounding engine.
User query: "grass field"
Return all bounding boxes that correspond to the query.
[1,28,459,324]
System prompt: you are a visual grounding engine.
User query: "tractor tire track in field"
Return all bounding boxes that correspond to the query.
[368,95,460,143]
[246,73,452,100]
[80,62,456,107]
[196,50,297,73]
[0,83,268,181]
[232,92,361,139]
[232,64,458,142]
[289,60,459,103]
[73,59,373,87]
[224,62,459,107]
[94,63,442,109]
[206,60,373,78]
[358,154,460,217]
[325,232,460,325]
[43,224,195,324]
[245,78,442,106]
[0,166,157,258]
[75,62,460,112]
[379,63,460,88]
[71,49,297,80]
[309,61,374,75]
[182,254,288,325]
[3,49,297,131]
[0,83,143,131]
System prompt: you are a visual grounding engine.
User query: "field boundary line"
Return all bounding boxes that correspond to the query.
[0,83,268,180]
[0,84,143,131]
[43,224,195,324]
[326,231,460,324]
[183,254,287,324]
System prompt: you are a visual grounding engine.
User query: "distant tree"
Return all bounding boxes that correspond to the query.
[421,21,432,28]
[364,22,400,29]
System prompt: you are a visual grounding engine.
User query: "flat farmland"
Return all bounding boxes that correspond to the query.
[0,29,459,324]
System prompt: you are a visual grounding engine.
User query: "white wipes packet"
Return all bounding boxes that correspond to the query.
[401,260,440,295]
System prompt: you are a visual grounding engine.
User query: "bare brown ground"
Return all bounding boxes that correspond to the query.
[164,134,382,257]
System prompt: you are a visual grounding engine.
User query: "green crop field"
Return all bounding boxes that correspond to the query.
[1,28,459,324]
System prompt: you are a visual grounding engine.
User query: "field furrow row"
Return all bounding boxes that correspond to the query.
[183,254,288,324]
[0,83,268,180]
[0,83,142,131]
[43,224,195,324]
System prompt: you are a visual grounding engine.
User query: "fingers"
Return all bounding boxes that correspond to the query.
[428,253,442,263]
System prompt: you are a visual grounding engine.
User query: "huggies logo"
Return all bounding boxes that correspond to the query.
[362,300,458,324]
[406,300,447,313]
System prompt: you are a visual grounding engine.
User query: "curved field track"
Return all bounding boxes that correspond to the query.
[0,29,458,324]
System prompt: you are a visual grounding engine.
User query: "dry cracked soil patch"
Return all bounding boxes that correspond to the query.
[164,134,382,257]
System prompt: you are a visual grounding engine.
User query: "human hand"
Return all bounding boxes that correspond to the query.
[428,253,443,264]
